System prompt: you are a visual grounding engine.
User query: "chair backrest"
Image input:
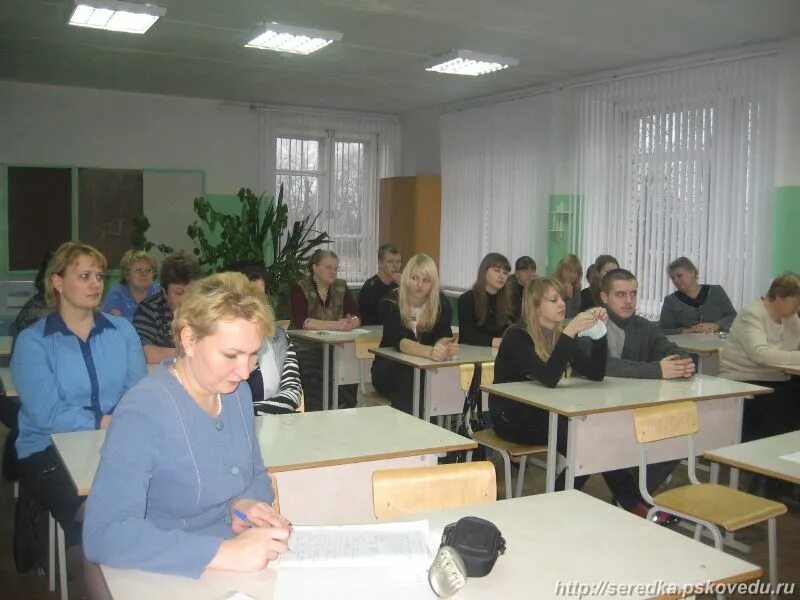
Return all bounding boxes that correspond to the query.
[633,401,699,443]
[372,462,497,519]
[355,336,381,359]
[458,362,495,391]
[276,320,290,331]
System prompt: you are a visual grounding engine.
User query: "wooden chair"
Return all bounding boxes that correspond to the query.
[459,363,547,499]
[275,319,290,331]
[632,401,786,591]
[354,336,390,407]
[372,462,497,519]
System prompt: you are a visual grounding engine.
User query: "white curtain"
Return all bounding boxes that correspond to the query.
[574,56,777,318]
[439,55,777,317]
[439,94,555,289]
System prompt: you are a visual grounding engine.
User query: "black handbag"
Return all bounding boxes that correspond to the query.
[442,363,486,463]
[440,516,506,577]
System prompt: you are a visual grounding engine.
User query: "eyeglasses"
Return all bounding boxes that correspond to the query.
[131,267,154,275]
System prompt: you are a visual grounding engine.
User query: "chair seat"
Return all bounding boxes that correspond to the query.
[472,429,547,458]
[654,483,787,531]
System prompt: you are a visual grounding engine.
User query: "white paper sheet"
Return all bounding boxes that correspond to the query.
[274,521,434,600]
[318,328,372,335]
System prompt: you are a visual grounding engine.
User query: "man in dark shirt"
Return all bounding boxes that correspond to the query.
[580,268,694,523]
[358,243,402,325]
[133,251,203,364]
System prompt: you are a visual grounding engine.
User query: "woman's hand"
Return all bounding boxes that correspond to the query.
[208,525,290,572]
[337,317,355,331]
[430,338,458,361]
[563,311,598,338]
[231,499,292,535]
[588,307,608,323]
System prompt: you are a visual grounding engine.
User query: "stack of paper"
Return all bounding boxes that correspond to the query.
[275,521,435,600]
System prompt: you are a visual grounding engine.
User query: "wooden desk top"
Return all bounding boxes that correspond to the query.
[0,336,11,358]
[705,431,800,484]
[370,344,497,369]
[287,325,382,345]
[482,374,772,417]
[667,333,726,354]
[100,490,760,600]
[766,363,800,375]
[258,406,474,472]
[0,367,16,397]
[52,406,475,495]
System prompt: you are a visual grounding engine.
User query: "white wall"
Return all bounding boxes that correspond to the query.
[0,81,262,193]
[399,107,441,176]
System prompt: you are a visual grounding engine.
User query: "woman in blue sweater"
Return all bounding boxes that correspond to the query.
[84,273,291,578]
[11,242,146,544]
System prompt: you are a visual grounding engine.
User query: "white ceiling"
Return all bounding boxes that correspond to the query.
[1,0,799,114]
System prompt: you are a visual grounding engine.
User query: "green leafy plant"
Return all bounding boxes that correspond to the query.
[186,185,331,315]
[131,214,174,255]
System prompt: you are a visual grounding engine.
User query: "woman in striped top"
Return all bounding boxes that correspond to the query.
[232,262,303,414]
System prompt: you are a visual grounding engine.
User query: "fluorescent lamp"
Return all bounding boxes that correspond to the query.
[425,50,519,76]
[245,22,343,55]
[69,0,165,34]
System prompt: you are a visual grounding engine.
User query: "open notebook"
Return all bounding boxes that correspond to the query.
[274,521,435,599]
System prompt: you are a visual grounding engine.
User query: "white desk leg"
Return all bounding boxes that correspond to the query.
[545,411,558,493]
[331,346,339,410]
[565,417,577,490]
[412,368,421,418]
[423,370,433,422]
[322,345,330,411]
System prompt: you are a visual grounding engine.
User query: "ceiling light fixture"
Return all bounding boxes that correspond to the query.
[69,0,165,34]
[245,22,343,55]
[425,50,518,76]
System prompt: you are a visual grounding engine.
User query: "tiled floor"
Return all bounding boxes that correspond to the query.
[0,425,797,599]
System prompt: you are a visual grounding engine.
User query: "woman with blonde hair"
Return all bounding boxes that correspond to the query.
[11,242,146,547]
[490,277,607,444]
[84,272,291,577]
[103,249,160,321]
[372,254,457,414]
[553,254,583,318]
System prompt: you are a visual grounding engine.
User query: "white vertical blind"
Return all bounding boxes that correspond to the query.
[574,56,777,317]
[440,94,555,289]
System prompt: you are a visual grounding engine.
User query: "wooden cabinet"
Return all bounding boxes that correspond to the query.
[379,176,441,266]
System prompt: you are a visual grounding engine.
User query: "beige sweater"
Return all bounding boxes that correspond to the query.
[719,299,800,382]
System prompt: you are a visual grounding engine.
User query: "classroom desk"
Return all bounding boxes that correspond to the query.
[482,374,772,493]
[667,332,726,375]
[766,363,800,376]
[705,430,800,485]
[100,490,761,600]
[51,406,475,523]
[370,345,497,420]
[289,325,382,410]
[0,366,16,396]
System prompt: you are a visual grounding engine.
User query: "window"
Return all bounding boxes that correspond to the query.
[575,57,775,318]
[276,133,375,282]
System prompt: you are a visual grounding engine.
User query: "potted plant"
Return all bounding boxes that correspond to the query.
[186,185,331,316]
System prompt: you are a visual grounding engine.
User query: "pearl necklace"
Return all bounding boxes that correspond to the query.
[172,364,222,417]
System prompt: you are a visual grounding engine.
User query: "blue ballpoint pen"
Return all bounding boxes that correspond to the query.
[232,508,257,528]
